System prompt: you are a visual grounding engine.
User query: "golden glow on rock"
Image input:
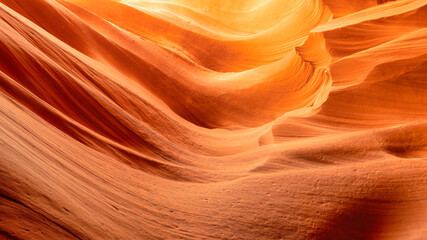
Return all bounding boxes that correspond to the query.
[0,0,426,239]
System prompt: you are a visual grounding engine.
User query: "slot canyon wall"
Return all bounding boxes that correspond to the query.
[0,0,426,239]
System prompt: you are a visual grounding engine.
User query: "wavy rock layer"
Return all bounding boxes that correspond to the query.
[0,0,426,239]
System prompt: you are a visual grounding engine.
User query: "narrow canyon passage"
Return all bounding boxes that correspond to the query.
[0,0,426,239]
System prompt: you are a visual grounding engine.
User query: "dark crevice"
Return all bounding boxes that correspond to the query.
[0,229,21,240]
[0,194,84,240]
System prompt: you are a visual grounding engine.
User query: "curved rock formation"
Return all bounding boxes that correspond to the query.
[0,0,426,239]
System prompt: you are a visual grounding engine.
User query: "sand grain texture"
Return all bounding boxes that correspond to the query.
[0,0,426,239]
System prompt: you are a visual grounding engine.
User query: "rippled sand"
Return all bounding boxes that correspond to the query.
[0,0,426,239]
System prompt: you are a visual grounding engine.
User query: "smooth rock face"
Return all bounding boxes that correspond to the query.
[0,0,426,239]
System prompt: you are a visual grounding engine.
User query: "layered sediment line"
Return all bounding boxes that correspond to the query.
[1,0,426,239]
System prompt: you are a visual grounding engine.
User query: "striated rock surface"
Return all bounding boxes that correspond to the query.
[0,0,426,239]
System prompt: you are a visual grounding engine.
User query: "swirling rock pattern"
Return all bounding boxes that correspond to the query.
[0,0,426,239]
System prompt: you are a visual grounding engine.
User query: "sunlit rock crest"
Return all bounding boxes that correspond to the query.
[0,0,426,239]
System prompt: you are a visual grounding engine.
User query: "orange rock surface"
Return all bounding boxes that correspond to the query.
[0,0,426,239]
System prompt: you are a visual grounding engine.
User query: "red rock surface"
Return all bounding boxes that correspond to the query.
[0,0,426,239]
